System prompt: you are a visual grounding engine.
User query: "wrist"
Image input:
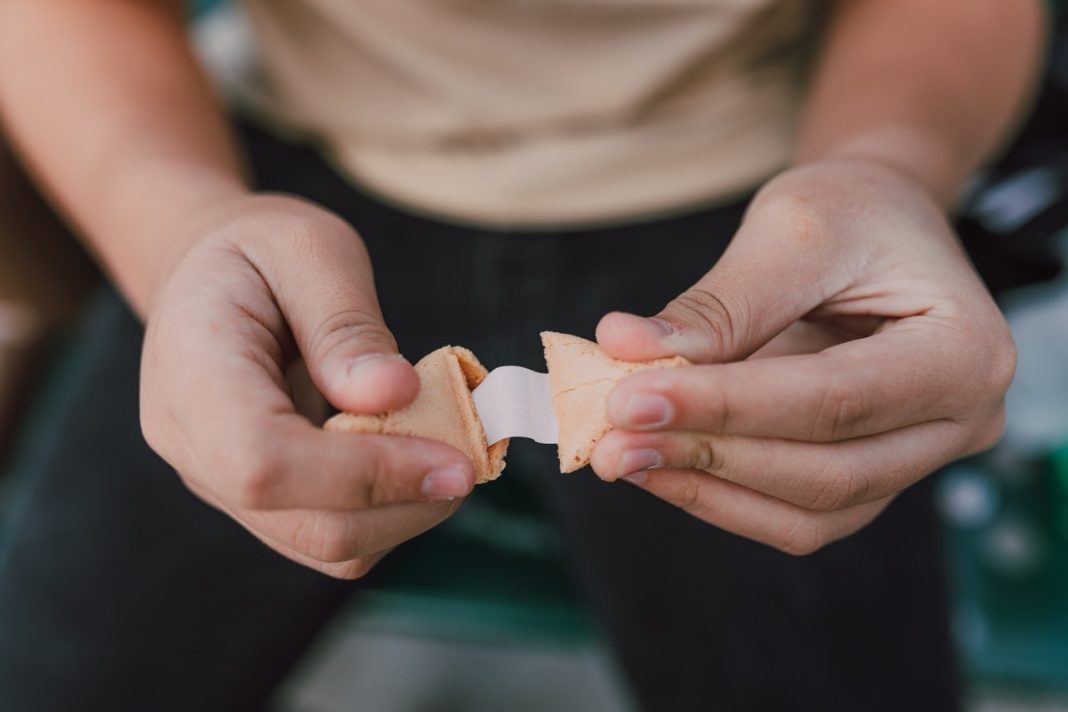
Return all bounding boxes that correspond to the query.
[794,125,967,211]
[103,168,252,318]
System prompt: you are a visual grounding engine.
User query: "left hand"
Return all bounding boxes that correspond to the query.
[590,159,1015,555]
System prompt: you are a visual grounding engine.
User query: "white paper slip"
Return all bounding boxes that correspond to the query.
[472,366,559,446]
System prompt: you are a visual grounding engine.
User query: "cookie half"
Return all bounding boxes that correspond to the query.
[542,331,688,473]
[325,346,508,484]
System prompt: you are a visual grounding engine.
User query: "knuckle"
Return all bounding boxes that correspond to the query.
[246,199,352,250]
[232,457,276,509]
[985,330,1018,397]
[690,438,724,475]
[752,190,831,246]
[776,515,828,556]
[968,408,1007,455]
[292,514,358,563]
[140,414,165,459]
[812,375,871,441]
[288,211,348,247]
[352,447,400,508]
[228,437,280,508]
[321,557,376,581]
[804,457,868,512]
[668,477,703,513]
[139,395,178,464]
[667,287,748,357]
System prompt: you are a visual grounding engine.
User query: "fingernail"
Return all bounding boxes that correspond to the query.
[345,353,408,378]
[617,448,661,480]
[620,393,673,428]
[622,471,649,486]
[422,464,472,501]
[645,317,675,337]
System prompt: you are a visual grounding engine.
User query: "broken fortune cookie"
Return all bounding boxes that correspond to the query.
[541,331,689,474]
[325,334,689,481]
[324,346,508,484]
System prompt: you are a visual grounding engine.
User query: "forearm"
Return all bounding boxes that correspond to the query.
[795,0,1046,208]
[0,0,249,316]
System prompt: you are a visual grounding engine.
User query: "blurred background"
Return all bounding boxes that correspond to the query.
[1,3,1067,710]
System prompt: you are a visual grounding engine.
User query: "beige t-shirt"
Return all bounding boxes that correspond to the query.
[240,0,816,227]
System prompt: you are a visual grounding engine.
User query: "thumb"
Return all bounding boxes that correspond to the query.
[257,210,419,414]
[302,307,418,415]
[597,214,837,364]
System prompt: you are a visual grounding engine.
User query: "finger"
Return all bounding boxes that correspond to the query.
[605,320,993,441]
[596,194,858,363]
[208,414,477,511]
[185,477,450,577]
[237,205,419,414]
[271,548,388,581]
[625,468,894,555]
[182,478,395,579]
[592,414,999,512]
[237,500,459,564]
[152,296,476,511]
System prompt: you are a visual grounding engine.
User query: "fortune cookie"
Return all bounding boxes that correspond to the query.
[541,331,689,473]
[324,346,508,484]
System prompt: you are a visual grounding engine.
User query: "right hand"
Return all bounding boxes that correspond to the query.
[141,193,476,578]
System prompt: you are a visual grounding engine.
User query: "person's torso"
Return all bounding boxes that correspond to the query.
[241,0,818,226]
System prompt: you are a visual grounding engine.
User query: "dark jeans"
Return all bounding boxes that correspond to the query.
[0,124,960,711]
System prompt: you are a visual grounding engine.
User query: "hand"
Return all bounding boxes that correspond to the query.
[591,160,1015,554]
[141,194,476,577]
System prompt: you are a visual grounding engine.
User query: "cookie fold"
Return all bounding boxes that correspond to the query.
[324,346,508,484]
[542,331,689,473]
